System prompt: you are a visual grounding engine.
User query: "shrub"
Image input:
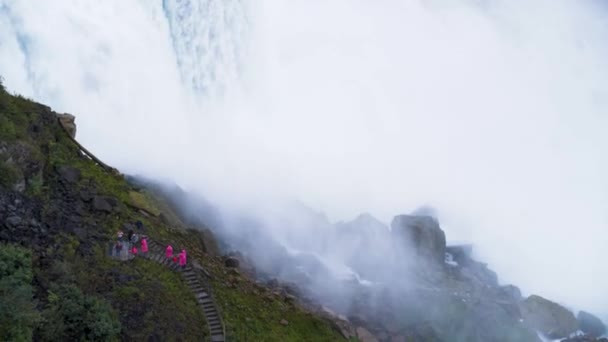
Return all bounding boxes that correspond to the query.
[0,160,20,189]
[0,244,40,341]
[39,284,121,341]
[0,115,17,140]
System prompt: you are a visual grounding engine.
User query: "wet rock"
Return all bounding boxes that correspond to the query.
[499,284,522,301]
[578,311,606,337]
[92,196,113,213]
[6,215,22,227]
[391,215,446,263]
[56,165,81,183]
[356,326,379,342]
[225,257,239,268]
[520,295,577,339]
[79,190,94,202]
[13,178,26,192]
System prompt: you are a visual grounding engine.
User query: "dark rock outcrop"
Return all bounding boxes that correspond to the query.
[92,196,113,213]
[225,257,239,268]
[391,215,446,263]
[520,295,578,338]
[578,311,607,337]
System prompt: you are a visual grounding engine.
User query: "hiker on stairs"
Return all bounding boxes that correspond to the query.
[166,245,173,259]
[141,236,148,255]
[179,249,187,269]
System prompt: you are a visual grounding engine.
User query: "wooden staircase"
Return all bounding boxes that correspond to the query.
[142,239,226,342]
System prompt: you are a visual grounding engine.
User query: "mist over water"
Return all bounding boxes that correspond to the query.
[1,0,607,318]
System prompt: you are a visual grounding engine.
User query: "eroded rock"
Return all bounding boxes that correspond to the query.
[520,295,577,339]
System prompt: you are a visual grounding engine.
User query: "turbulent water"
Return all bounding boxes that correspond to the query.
[1,0,608,319]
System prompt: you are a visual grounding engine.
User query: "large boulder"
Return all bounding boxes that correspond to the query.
[578,311,606,337]
[519,295,578,339]
[57,113,77,138]
[391,215,446,263]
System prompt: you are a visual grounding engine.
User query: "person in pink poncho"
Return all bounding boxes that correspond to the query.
[141,236,148,254]
[179,249,187,269]
[166,245,173,259]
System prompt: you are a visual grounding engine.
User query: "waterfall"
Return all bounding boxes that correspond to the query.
[1,0,607,319]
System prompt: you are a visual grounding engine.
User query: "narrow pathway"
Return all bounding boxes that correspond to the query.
[143,239,226,342]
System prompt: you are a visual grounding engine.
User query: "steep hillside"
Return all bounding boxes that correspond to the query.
[0,81,343,341]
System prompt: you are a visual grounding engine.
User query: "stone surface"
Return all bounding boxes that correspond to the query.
[391,215,446,263]
[356,326,379,342]
[57,113,77,138]
[92,196,113,213]
[578,311,607,337]
[57,165,81,183]
[6,215,22,227]
[224,257,239,268]
[520,295,578,339]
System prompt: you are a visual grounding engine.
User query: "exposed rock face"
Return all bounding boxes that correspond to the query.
[56,165,81,183]
[92,196,114,213]
[520,295,578,339]
[356,326,379,342]
[578,311,607,337]
[225,257,239,268]
[391,215,446,263]
[57,113,77,138]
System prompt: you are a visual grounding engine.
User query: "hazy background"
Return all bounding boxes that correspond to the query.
[1,0,607,318]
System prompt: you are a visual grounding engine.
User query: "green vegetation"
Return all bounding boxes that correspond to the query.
[0,81,345,341]
[0,244,40,341]
[39,284,121,341]
[207,260,343,341]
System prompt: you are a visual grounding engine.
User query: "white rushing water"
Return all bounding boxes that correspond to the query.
[1,0,607,318]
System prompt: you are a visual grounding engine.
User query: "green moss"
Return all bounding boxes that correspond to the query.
[128,191,161,216]
[0,160,19,188]
[0,244,40,341]
[211,276,343,341]
[0,115,17,140]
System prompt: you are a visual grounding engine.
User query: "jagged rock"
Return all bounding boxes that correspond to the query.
[225,257,239,268]
[356,326,379,342]
[460,261,498,288]
[6,215,22,227]
[446,244,473,265]
[520,295,578,338]
[391,215,446,263]
[578,311,606,337]
[92,196,113,213]
[13,178,25,192]
[56,165,81,183]
[499,284,522,301]
[57,113,77,138]
[79,190,94,202]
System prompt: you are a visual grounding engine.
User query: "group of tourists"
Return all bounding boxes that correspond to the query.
[165,244,188,269]
[116,228,148,255]
[112,220,188,268]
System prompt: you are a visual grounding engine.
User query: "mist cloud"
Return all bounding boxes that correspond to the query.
[1,0,607,318]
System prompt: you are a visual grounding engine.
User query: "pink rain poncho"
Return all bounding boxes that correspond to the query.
[132,246,138,255]
[166,245,173,258]
[141,238,148,253]
[179,250,187,267]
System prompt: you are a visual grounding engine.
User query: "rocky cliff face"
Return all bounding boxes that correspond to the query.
[0,84,343,341]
